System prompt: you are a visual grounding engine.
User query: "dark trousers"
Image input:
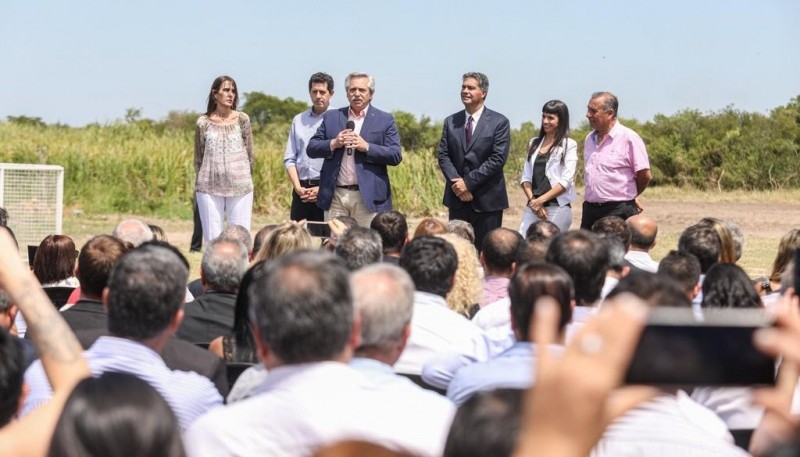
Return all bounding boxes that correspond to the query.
[190,196,203,252]
[449,205,503,253]
[290,179,324,222]
[580,200,639,230]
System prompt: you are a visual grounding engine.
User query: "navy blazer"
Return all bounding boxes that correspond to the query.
[437,108,510,213]
[307,105,402,213]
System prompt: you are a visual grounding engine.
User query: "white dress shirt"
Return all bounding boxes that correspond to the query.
[394,291,486,375]
[691,387,764,429]
[185,361,452,457]
[625,250,660,273]
[591,392,749,456]
[23,336,222,430]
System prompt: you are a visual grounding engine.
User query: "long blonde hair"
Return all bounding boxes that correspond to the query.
[436,233,482,317]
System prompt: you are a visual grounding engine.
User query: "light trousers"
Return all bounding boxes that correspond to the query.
[519,204,573,236]
[324,188,376,228]
[196,191,253,244]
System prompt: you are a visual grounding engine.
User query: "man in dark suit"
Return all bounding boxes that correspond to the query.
[307,72,402,228]
[62,235,129,332]
[438,72,510,252]
[178,237,247,343]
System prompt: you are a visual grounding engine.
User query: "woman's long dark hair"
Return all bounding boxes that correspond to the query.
[232,261,266,362]
[48,372,185,457]
[205,75,239,116]
[32,234,77,285]
[702,263,762,309]
[527,100,571,165]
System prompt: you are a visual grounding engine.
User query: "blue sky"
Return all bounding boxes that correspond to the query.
[2,0,798,128]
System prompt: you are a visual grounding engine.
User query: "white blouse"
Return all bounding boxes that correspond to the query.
[520,137,578,206]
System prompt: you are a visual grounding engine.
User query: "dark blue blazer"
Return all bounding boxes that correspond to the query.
[437,108,510,213]
[307,105,402,213]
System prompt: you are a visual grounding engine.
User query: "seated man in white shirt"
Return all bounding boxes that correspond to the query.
[23,244,223,430]
[625,214,660,272]
[350,263,456,453]
[185,251,450,457]
[447,262,572,405]
[394,236,485,375]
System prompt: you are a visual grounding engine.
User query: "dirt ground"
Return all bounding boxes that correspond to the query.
[62,188,800,280]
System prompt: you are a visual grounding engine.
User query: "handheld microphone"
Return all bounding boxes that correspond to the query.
[345,120,355,155]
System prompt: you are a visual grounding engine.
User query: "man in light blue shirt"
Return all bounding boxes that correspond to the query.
[284,72,334,222]
[446,262,572,405]
[22,244,223,429]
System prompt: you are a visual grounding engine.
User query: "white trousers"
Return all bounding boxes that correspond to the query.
[196,191,253,244]
[519,204,573,236]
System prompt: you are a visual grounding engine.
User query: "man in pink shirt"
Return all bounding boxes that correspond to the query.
[581,92,652,229]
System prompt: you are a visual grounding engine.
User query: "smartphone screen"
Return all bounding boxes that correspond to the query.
[305,221,331,238]
[624,307,775,387]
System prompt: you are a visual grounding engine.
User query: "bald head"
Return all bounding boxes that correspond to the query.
[112,219,154,247]
[481,228,526,277]
[627,215,657,251]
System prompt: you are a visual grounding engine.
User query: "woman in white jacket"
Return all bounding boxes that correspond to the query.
[519,100,578,235]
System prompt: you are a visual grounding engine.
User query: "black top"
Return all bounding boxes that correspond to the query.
[532,152,554,205]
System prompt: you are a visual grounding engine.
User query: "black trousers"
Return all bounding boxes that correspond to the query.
[190,196,203,252]
[290,179,324,222]
[448,205,503,253]
[580,200,639,230]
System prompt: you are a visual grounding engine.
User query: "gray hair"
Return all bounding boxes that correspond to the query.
[112,219,154,247]
[201,238,248,293]
[334,227,383,271]
[722,219,745,261]
[463,72,489,93]
[590,91,619,117]
[345,72,375,94]
[351,263,414,353]
[601,235,627,274]
[448,220,476,245]
[220,224,253,252]
[248,251,353,363]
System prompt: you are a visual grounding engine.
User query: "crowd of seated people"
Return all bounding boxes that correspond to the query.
[3,204,800,457]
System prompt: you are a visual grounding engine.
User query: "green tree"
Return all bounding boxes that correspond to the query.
[392,110,441,151]
[242,92,308,131]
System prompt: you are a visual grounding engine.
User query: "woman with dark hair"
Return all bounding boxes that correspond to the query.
[519,100,578,235]
[32,235,78,287]
[48,372,185,457]
[195,75,254,244]
[701,263,762,309]
[209,261,264,364]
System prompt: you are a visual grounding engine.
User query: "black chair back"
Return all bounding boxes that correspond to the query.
[44,286,76,309]
[226,362,255,387]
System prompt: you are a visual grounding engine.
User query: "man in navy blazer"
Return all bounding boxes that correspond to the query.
[437,72,510,252]
[307,72,402,227]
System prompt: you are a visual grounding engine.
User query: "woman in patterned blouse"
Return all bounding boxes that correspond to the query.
[194,75,254,243]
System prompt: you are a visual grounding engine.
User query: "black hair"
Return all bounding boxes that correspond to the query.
[308,72,334,93]
[0,328,23,427]
[399,236,458,298]
[702,263,762,309]
[107,244,188,340]
[545,231,608,306]
[370,211,408,255]
[527,100,571,166]
[231,262,266,363]
[658,250,701,297]
[444,389,524,457]
[607,271,691,308]
[48,372,185,457]
[509,262,573,340]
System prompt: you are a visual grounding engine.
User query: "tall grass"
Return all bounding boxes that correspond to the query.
[0,122,453,217]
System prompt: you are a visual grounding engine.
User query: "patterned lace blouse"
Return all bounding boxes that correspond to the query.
[194,112,254,196]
